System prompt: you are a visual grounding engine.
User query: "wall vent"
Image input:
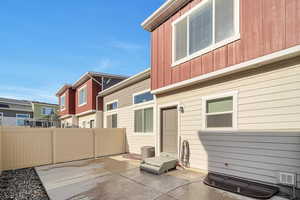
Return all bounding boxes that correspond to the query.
[279,172,295,186]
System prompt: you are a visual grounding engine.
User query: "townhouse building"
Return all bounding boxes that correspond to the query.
[142,0,300,190]
[56,72,127,128]
[99,69,155,154]
[0,97,33,126]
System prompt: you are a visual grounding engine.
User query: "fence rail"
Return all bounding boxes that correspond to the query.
[0,127,126,171]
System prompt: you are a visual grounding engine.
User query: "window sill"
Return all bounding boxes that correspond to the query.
[132,100,154,109]
[78,103,87,107]
[132,132,155,136]
[172,34,240,67]
[201,127,237,132]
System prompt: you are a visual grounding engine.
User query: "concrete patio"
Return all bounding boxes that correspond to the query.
[35,155,287,200]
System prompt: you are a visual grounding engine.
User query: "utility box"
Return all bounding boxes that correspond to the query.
[141,146,155,160]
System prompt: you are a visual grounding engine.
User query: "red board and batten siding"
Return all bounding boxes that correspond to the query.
[75,79,102,114]
[59,88,76,116]
[151,0,300,90]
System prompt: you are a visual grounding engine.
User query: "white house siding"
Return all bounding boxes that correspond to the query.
[77,113,96,128]
[61,115,78,128]
[2,117,18,126]
[103,77,156,154]
[104,104,155,154]
[156,57,300,187]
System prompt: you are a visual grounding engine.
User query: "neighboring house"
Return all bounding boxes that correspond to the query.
[99,69,155,153]
[0,97,33,126]
[31,101,60,127]
[142,0,300,190]
[56,72,127,128]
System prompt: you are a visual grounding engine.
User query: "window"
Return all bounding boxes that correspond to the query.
[41,107,54,115]
[82,121,86,128]
[173,0,239,65]
[0,104,9,108]
[60,94,66,110]
[107,114,117,128]
[16,113,30,126]
[202,91,237,129]
[78,85,87,106]
[106,101,118,111]
[90,120,95,128]
[134,107,153,133]
[134,91,154,105]
[0,112,3,125]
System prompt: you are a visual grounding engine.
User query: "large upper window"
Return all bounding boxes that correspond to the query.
[173,0,239,64]
[0,112,3,125]
[60,94,66,110]
[41,107,54,115]
[134,107,153,133]
[78,85,87,106]
[133,91,154,105]
[202,91,237,129]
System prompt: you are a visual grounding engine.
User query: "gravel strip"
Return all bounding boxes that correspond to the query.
[0,168,49,200]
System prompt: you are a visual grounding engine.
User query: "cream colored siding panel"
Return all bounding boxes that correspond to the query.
[239,122,300,130]
[239,97,300,111]
[239,81,300,98]
[197,135,300,144]
[156,57,300,187]
[239,114,300,124]
[78,114,96,128]
[239,106,300,117]
[239,91,300,105]
[104,79,150,109]
[103,77,155,154]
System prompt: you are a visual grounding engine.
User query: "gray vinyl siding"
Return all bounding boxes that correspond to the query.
[0,109,33,118]
[116,106,155,154]
[104,78,150,109]
[156,57,300,187]
[103,77,155,154]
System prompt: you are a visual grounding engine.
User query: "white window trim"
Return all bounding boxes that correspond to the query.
[133,105,154,136]
[41,107,54,116]
[201,91,238,131]
[60,93,66,111]
[172,0,240,67]
[78,84,88,107]
[16,113,30,126]
[105,99,119,112]
[132,89,155,106]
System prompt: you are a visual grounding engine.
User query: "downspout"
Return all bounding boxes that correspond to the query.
[96,93,100,111]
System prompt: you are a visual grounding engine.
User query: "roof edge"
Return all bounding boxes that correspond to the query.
[141,0,191,32]
[98,68,151,97]
[72,72,128,89]
[55,84,72,97]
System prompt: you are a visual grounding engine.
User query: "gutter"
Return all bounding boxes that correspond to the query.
[152,45,300,95]
[98,68,151,97]
[141,0,191,31]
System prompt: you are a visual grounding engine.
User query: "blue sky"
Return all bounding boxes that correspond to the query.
[0,0,164,104]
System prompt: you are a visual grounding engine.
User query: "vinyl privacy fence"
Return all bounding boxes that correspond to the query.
[0,127,126,172]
